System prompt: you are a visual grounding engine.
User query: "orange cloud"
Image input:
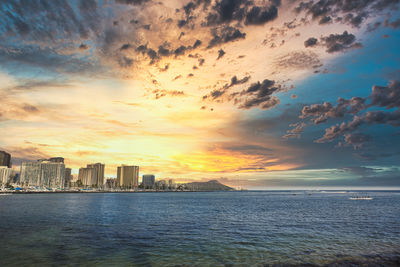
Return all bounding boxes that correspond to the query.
[173,146,300,173]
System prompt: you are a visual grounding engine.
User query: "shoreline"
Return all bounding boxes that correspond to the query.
[1,189,400,194]
[0,190,237,194]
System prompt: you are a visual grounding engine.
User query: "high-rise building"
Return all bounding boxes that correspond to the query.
[142,174,155,188]
[0,166,13,185]
[20,161,65,188]
[87,163,105,186]
[117,165,139,188]
[64,168,72,188]
[0,151,11,168]
[78,163,105,187]
[78,167,97,187]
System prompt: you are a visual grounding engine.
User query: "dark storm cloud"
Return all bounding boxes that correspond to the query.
[202,0,279,27]
[245,5,278,25]
[193,39,202,49]
[339,133,371,149]
[135,39,202,63]
[199,58,205,66]
[174,45,187,57]
[237,79,283,110]
[282,122,306,139]
[320,31,362,53]
[153,89,185,99]
[135,44,159,64]
[203,0,249,26]
[304,32,362,53]
[176,0,211,28]
[203,75,251,100]
[370,80,400,108]
[304,37,318,47]
[318,15,332,24]
[315,110,400,144]
[301,97,367,124]
[315,116,365,143]
[157,44,171,56]
[79,43,90,50]
[217,49,226,59]
[294,0,400,28]
[342,13,365,28]
[120,43,133,51]
[293,79,400,148]
[207,26,246,48]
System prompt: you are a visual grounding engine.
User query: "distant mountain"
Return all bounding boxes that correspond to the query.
[178,180,234,191]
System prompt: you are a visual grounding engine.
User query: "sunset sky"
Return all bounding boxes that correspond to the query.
[1,0,400,188]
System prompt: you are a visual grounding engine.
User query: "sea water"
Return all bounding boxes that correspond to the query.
[0,191,399,266]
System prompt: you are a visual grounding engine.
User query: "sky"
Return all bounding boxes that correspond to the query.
[0,0,400,189]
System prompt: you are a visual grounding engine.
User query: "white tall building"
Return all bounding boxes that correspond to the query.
[20,161,65,188]
[0,166,12,185]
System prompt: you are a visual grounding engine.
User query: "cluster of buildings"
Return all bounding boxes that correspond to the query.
[77,164,143,189]
[20,157,70,188]
[0,150,175,191]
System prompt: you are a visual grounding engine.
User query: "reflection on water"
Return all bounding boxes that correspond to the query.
[0,191,399,266]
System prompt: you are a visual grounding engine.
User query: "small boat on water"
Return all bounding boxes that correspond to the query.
[349,196,373,200]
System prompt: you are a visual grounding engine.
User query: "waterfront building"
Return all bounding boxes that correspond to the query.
[78,167,97,187]
[20,161,65,188]
[78,163,105,187]
[155,180,167,190]
[117,165,139,188]
[64,168,72,188]
[87,163,105,186]
[105,178,118,189]
[0,166,12,185]
[142,174,155,188]
[0,151,11,168]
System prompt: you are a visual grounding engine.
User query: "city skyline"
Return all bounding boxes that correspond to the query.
[0,0,400,189]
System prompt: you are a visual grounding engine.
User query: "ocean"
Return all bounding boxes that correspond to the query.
[0,191,399,266]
